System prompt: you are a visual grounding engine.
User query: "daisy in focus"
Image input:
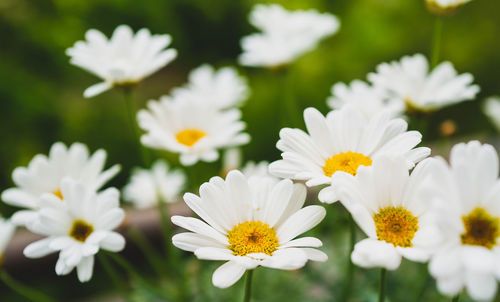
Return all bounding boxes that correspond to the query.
[137,95,250,166]
[269,106,430,203]
[123,160,186,209]
[24,178,125,282]
[332,156,442,270]
[426,141,500,301]
[0,217,15,264]
[171,170,327,288]
[483,96,500,132]
[368,53,479,113]
[239,4,340,68]
[66,25,177,98]
[1,142,120,227]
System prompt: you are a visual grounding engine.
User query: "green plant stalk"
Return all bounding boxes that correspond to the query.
[243,269,254,302]
[340,215,356,301]
[431,17,443,68]
[379,268,387,302]
[451,294,460,302]
[157,198,176,272]
[0,269,56,302]
[122,88,151,166]
[98,254,131,301]
[127,227,167,278]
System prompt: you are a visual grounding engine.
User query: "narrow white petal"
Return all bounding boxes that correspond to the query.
[212,261,246,289]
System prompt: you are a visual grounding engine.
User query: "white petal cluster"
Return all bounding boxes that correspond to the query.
[483,96,500,132]
[426,0,472,12]
[123,160,186,209]
[1,142,120,227]
[368,54,479,112]
[239,4,340,68]
[0,217,15,262]
[172,170,327,288]
[67,25,177,98]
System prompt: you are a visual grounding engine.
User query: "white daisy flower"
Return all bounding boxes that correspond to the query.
[327,80,404,118]
[239,4,340,68]
[171,170,327,288]
[23,178,125,282]
[137,96,250,166]
[332,156,442,270]
[483,96,500,132]
[171,64,249,110]
[0,217,15,263]
[269,106,430,203]
[426,141,500,301]
[426,0,472,15]
[123,160,186,209]
[368,54,480,112]
[1,142,120,227]
[66,24,177,98]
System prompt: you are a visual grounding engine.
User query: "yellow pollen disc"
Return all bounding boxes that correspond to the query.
[69,219,94,242]
[374,206,419,248]
[323,151,372,177]
[53,189,63,200]
[175,129,207,147]
[461,207,500,249]
[227,221,279,256]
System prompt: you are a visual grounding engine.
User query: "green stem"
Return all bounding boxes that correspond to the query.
[379,268,386,302]
[157,199,175,272]
[431,17,443,68]
[0,269,55,302]
[123,88,151,166]
[127,227,166,277]
[340,215,356,301]
[98,254,130,300]
[451,294,460,302]
[243,270,254,302]
[275,68,301,129]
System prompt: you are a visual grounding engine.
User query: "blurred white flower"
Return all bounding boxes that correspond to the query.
[239,4,340,68]
[327,80,404,118]
[426,0,472,14]
[138,96,250,166]
[24,179,125,282]
[1,142,120,227]
[172,65,249,110]
[123,160,186,209]
[0,217,15,263]
[172,170,327,288]
[368,54,479,113]
[67,25,177,98]
[426,141,500,301]
[269,106,430,203]
[483,96,500,132]
[333,156,442,270]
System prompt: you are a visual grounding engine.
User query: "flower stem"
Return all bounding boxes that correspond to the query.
[243,269,254,302]
[98,254,130,300]
[431,17,443,68]
[127,227,166,277]
[340,215,356,301]
[451,294,460,302]
[0,269,55,302]
[122,88,151,166]
[378,268,387,302]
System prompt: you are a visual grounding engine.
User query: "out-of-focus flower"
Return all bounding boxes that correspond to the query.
[24,179,125,282]
[483,96,500,132]
[1,142,120,227]
[426,141,500,301]
[0,217,15,264]
[426,0,472,15]
[66,25,177,98]
[138,96,250,166]
[123,160,186,209]
[171,170,327,288]
[269,106,430,203]
[368,54,479,113]
[333,156,442,270]
[239,4,340,68]
[327,80,404,118]
[172,65,249,110]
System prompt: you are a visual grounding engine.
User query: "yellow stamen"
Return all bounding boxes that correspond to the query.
[227,221,279,256]
[461,207,500,249]
[175,129,207,147]
[374,206,419,247]
[53,189,63,200]
[323,151,372,177]
[69,219,94,242]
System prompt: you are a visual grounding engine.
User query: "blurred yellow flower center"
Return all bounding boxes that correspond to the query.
[323,151,372,177]
[374,206,419,247]
[461,207,499,249]
[53,189,63,200]
[227,221,279,256]
[69,219,94,242]
[175,129,207,147]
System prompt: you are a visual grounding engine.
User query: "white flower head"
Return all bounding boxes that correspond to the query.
[368,54,479,113]
[426,0,472,15]
[332,156,442,270]
[66,25,177,98]
[138,95,250,166]
[24,178,125,282]
[0,217,15,263]
[172,170,327,288]
[1,142,120,227]
[483,96,500,132]
[426,141,500,301]
[269,106,430,203]
[123,160,186,209]
[172,64,249,110]
[239,4,340,68]
[327,80,404,119]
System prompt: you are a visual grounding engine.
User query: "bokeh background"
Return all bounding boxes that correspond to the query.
[0,0,499,301]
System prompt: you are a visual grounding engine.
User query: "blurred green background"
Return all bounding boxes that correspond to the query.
[0,0,499,301]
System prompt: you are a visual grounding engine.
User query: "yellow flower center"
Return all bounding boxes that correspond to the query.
[461,207,500,249]
[69,219,94,242]
[323,151,372,177]
[175,128,207,147]
[227,221,279,256]
[374,206,419,247]
[53,189,63,200]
